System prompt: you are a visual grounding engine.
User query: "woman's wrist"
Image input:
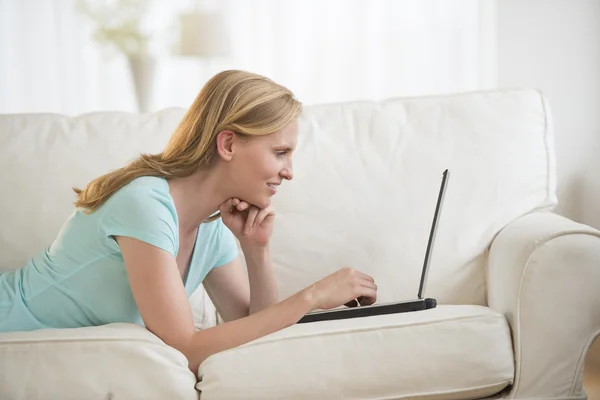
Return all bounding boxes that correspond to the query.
[299,284,320,312]
[242,243,279,314]
[241,243,270,266]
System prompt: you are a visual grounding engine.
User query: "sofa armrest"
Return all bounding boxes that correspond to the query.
[487,212,600,399]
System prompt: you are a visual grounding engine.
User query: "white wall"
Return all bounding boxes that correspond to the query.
[496,0,600,229]
[0,1,494,115]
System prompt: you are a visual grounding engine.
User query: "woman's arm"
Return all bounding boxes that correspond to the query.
[203,256,251,322]
[204,198,281,320]
[116,235,377,373]
[243,245,279,314]
[203,246,278,322]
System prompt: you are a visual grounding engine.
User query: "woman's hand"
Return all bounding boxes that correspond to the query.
[303,267,378,311]
[219,198,274,249]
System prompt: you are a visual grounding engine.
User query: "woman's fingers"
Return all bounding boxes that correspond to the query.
[359,280,377,291]
[344,298,361,308]
[244,207,259,234]
[349,277,377,307]
[237,201,250,211]
[220,198,234,214]
[254,206,275,228]
[357,271,375,283]
[358,279,377,304]
[358,291,377,306]
[223,199,275,234]
[344,291,377,308]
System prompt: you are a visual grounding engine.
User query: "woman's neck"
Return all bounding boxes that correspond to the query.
[166,169,229,234]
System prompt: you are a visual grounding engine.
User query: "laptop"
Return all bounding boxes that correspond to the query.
[297,169,449,324]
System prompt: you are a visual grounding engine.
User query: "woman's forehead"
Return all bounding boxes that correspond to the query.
[271,121,298,146]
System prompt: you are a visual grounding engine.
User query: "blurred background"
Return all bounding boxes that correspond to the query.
[0,0,598,220]
[0,0,498,113]
[0,0,599,394]
[1,0,599,228]
[0,0,599,212]
[2,0,598,230]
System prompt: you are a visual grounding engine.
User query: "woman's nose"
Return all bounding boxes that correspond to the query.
[280,166,293,181]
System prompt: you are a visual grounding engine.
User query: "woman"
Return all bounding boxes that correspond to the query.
[0,70,378,372]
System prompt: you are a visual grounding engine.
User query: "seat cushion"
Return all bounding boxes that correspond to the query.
[197,305,515,400]
[0,323,198,400]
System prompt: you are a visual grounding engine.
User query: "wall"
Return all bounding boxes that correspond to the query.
[496,0,600,229]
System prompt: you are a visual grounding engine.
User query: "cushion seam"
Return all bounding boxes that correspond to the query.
[364,378,513,400]
[537,88,552,205]
[0,336,163,346]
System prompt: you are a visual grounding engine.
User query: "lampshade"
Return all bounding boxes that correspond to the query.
[178,11,230,58]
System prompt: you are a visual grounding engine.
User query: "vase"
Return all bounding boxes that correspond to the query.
[126,54,156,113]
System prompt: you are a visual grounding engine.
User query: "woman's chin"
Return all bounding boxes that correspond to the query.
[257,197,271,209]
[237,193,271,209]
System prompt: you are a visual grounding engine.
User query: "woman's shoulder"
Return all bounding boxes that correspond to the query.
[94,175,178,232]
[119,175,170,196]
[101,176,174,212]
[94,176,179,254]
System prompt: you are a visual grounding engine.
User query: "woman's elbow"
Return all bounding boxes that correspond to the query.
[179,333,214,374]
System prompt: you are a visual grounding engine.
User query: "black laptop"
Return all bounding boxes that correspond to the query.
[297,169,449,324]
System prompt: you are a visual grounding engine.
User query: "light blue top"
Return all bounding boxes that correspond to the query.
[0,176,238,332]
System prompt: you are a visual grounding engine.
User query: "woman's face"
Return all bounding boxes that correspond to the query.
[219,119,298,208]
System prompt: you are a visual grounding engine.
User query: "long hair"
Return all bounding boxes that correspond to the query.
[73,70,302,221]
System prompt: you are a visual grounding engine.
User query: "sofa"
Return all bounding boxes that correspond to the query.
[1,88,599,400]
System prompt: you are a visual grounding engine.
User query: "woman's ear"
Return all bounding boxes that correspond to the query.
[216,130,236,161]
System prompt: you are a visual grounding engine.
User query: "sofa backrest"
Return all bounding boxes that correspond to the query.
[0,89,557,309]
[0,108,186,269]
[269,89,557,306]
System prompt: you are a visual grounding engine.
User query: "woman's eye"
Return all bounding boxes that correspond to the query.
[276,151,287,158]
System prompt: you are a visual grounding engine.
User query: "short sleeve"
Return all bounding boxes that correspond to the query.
[213,218,239,267]
[98,181,178,256]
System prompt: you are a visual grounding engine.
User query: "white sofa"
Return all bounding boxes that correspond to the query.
[1,88,599,400]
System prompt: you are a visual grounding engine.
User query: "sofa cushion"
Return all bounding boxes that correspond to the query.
[196,305,515,399]
[0,323,198,400]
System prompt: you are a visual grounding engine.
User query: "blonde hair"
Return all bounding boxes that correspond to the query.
[73,70,302,220]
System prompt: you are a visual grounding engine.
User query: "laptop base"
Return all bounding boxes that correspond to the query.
[297,298,437,324]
